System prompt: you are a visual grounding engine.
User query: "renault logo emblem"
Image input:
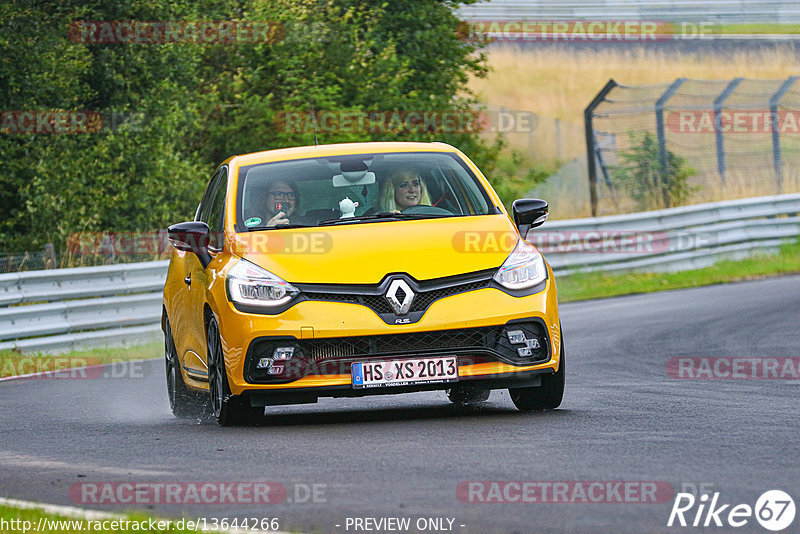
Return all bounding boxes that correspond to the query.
[385,279,414,315]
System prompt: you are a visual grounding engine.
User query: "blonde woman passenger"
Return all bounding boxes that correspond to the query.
[378,170,432,213]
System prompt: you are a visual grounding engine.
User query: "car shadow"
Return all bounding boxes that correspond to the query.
[237,403,577,428]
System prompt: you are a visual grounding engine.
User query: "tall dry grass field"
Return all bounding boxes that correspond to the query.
[470,45,800,216]
[470,45,800,125]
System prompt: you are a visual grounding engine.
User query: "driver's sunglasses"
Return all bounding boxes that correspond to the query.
[269,191,296,201]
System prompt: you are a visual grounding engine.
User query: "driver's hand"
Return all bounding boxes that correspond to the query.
[266,212,289,227]
[391,210,401,214]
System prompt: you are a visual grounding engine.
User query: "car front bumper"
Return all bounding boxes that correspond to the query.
[200,276,561,397]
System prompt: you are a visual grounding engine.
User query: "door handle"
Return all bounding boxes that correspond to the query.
[184,275,192,287]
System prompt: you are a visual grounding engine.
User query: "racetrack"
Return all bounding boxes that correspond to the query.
[1,275,798,533]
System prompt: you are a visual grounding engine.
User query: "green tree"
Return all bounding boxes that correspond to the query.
[0,0,500,261]
[612,132,699,211]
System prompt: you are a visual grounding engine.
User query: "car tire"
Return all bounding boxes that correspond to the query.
[447,384,490,405]
[165,316,210,418]
[207,315,263,426]
[509,334,565,412]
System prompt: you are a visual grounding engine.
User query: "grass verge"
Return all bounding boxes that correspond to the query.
[0,342,161,379]
[715,23,800,34]
[557,239,800,302]
[0,503,220,533]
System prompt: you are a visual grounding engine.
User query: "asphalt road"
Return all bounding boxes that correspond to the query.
[1,275,799,533]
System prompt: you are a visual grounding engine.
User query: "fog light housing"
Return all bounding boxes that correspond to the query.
[256,358,272,369]
[506,327,542,358]
[273,347,294,360]
[507,330,526,344]
[267,362,286,375]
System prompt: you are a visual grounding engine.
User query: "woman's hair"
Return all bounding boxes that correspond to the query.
[378,170,431,212]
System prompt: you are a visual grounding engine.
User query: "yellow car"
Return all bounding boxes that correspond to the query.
[163,141,563,425]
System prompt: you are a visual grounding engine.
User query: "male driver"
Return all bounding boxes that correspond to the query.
[265,179,299,227]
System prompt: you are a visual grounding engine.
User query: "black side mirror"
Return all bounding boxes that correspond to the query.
[512,199,548,239]
[168,221,212,268]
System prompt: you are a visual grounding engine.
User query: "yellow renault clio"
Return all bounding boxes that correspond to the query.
[163,141,563,425]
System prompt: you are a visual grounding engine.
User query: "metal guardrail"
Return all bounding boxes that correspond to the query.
[539,193,800,275]
[0,194,798,354]
[0,262,167,354]
[0,260,168,307]
[458,0,800,24]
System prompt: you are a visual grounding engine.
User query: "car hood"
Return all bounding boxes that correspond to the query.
[236,215,520,284]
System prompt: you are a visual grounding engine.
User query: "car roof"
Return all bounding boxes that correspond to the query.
[224,141,459,167]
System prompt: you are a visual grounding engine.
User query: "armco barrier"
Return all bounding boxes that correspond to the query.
[0,262,167,354]
[538,194,800,275]
[0,194,798,354]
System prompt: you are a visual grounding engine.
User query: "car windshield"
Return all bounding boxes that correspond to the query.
[236,151,493,230]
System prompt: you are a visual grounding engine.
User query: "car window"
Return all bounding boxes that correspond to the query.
[206,168,228,250]
[236,152,494,230]
[197,169,222,224]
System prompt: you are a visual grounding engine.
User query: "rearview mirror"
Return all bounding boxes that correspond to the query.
[512,199,548,237]
[168,221,212,268]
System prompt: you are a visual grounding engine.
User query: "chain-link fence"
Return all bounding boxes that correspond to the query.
[585,77,800,216]
[0,232,172,273]
[0,245,58,273]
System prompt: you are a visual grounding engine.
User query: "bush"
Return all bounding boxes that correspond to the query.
[612,132,699,211]
[0,0,497,258]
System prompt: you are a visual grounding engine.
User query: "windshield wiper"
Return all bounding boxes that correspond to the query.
[317,212,452,226]
[317,212,403,226]
[245,223,313,231]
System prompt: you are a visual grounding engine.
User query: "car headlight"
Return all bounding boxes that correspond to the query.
[493,239,547,290]
[226,260,299,307]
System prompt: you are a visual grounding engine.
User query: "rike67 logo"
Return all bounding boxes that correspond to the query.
[668,490,795,531]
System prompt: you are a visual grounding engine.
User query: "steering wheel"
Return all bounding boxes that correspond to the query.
[401,204,453,216]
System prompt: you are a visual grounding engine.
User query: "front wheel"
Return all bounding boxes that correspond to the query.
[509,336,565,412]
[164,317,209,418]
[207,315,263,426]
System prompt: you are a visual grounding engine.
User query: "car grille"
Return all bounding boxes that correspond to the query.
[300,326,501,361]
[407,279,490,312]
[301,275,493,316]
[244,319,551,384]
[302,292,394,314]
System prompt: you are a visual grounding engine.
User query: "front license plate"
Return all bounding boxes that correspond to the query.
[351,356,459,389]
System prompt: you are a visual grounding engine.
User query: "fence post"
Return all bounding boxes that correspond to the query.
[655,78,685,209]
[770,76,798,194]
[43,244,57,269]
[584,79,618,217]
[713,77,744,184]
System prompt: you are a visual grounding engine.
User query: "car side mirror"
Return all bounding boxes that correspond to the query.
[168,221,212,268]
[512,199,549,237]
